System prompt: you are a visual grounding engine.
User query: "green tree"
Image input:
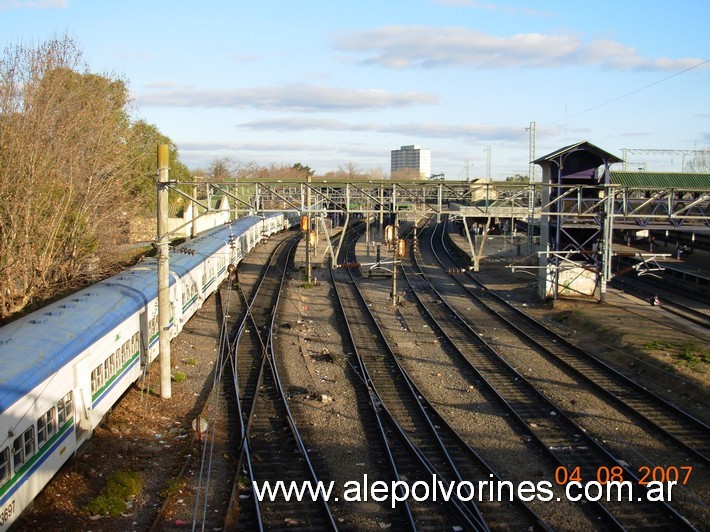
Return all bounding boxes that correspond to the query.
[127,120,191,215]
[292,162,315,178]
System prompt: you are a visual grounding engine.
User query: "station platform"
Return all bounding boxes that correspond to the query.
[293,224,343,270]
[611,240,710,287]
[446,227,710,290]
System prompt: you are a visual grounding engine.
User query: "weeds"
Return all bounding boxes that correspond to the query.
[84,470,143,516]
[677,342,709,367]
[173,371,187,383]
[645,340,709,368]
[161,477,184,498]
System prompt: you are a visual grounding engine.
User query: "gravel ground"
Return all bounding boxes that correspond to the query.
[15,227,709,531]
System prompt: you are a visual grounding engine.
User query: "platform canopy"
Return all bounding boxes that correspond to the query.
[533,141,624,184]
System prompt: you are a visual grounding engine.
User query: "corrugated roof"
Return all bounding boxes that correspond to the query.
[610,172,710,188]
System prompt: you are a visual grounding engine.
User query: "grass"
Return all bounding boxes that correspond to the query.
[183,357,198,366]
[84,470,143,516]
[643,340,709,369]
[172,371,187,383]
[677,342,709,367]
[161,477,184,498]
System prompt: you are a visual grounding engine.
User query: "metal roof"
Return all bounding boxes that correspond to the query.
[533,141,623,165]
[610,172,710,188]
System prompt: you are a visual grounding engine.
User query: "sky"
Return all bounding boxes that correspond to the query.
[1,0,708,180]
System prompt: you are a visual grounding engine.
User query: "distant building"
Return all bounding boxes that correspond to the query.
[391,145,431,179]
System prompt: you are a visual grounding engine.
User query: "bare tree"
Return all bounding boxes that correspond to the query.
[391,168,424,181]
[0,36,138,320]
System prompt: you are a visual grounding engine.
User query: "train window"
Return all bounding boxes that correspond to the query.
[12,426,35,470]
[91,365,103,395]
[104,358,111,382]
[0,447,9,485]
[37,407,57,447]
[57,392,72,426]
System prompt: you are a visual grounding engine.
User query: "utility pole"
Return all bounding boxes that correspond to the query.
[527,121,536,181]
[191,182,198,238]
[391,225,401,307]
[157,144,171,399]
[485,146,491,180]
[305,175,312,284]
[526,121,537,253]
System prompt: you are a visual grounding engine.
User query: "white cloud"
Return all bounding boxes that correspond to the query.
[238,116,534,141]
[432,0,553,17]
[333,26,704,71]
[136,83,438,112]
[180,140,332,153]
[0,0,66,9]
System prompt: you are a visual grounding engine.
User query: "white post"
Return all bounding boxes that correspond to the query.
[157,144,171,399]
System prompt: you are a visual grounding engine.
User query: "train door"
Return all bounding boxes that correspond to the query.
[139,308,150,365]
[72,357,93,446]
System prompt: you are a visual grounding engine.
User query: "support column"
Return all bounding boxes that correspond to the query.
[306,175,312,284]
[599,186,615,303]
[391,222,399,306]
[191,183,198,238]
[157,144,171,399]
[437,183,442,223]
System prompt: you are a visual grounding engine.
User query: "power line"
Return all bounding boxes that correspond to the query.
[566,58,710,120]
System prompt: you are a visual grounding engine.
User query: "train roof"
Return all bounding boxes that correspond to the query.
[0,215,268,414]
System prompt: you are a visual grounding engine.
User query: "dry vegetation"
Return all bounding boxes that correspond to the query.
[0,36,189,322]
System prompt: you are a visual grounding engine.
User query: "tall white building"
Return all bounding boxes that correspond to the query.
[391,145,431,179]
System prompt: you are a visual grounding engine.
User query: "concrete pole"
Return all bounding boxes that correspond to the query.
[379,185,384,242]
[366,196,370,257]
[191,183,198,238]
[306,175,312,283]
[437,183,442,223]
[391,226,399,307]
[157,144,171,399]
[600,186,615,303]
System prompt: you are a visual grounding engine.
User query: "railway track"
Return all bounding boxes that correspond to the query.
[230,234,337,530]
[418,220,708,528]
[333,223,483,530]
[152,232,293,530]
[388,226,683,528]
[433,223,710,464]
[609,273,710,331]
[275,227,416,529]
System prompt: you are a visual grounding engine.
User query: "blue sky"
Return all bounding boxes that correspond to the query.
[1,0,708,179]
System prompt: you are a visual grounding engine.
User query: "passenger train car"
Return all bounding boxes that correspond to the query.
[0,212,289,530]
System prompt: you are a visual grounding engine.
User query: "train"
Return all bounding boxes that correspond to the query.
[0,212,290,530]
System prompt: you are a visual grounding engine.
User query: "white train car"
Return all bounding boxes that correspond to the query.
[0,212,287,530]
